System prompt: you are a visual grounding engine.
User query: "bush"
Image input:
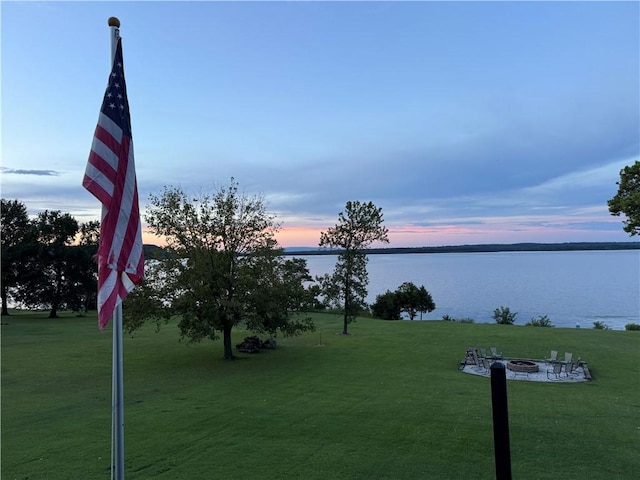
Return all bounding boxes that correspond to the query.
[525,315,554,327]
[492,306,517,325]
[625,323,640,331]
[456,318,475,323]
[441,315,474,323]
[371,290,401,320]
[593,320,610,330]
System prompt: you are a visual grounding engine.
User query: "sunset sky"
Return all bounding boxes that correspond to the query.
[2,1,639,248]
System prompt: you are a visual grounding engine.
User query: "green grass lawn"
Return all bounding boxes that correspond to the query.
[2,310,639,479]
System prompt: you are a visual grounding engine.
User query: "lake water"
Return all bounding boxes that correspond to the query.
[294,250,640,330]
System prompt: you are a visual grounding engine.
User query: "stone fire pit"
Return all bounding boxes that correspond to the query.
[506,359,539,373]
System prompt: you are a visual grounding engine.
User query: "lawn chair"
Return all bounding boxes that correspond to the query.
[471,350,485,373]
[547,362,563,380]
[564,352,573,363]
[563,361,575,377]
[565,357,582,377]
[480,348,488,359]
[546,350,558,362]
[461,348,478,370]
[482,356,492,372]
[490,347,503,360]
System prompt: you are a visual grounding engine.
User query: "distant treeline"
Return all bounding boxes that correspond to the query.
[144,242,639,259]
[282,242,640,256]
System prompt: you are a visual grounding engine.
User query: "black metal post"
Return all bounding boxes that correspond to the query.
[490,362,512,480]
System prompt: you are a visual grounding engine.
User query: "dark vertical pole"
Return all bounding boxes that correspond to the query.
[490,362,512,480]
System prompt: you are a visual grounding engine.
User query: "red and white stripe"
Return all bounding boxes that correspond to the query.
[83,113,144,329]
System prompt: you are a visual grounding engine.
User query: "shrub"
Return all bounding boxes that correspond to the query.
[593,320,610,330]
[525,315,554,327]
[371,290,401,320]
[441,315,474,323]
[456,318,475,323]
[625,323,640,331]
[492,306,517,325]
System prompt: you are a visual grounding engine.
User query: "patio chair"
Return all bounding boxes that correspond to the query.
[546,350,558,362]
[563,361,575,377]
[565,357,582,377]
[462,348,481,368]
[564,352,573,363]
[490,347,503,359]
[471,350,485,373]
[482,356,492,371]
[547,362,563,380]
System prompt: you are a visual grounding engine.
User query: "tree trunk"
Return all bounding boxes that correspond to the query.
[223,324,234,360]
[49,265,62,319]
[343,277,350,335]
[1,285,9,316]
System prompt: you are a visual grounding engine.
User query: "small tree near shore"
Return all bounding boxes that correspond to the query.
[397,282,435,320]
[371,282,436,320]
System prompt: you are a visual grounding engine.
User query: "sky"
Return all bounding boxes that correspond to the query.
[1,0,639,248]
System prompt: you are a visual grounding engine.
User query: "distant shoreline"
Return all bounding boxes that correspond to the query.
[142,241,640,260]
[282,241,640,256]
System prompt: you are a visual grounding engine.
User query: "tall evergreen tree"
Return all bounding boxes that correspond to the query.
[319,201,389,334]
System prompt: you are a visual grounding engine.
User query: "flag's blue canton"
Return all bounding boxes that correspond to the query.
[101,39,131,136]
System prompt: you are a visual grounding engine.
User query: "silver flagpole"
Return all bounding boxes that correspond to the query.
[108,18,125,480]
[113,303,125,480]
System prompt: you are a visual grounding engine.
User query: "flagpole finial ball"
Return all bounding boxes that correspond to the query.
[108,17,121,28]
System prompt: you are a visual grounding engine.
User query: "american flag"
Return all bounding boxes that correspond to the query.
[83,37,144,330]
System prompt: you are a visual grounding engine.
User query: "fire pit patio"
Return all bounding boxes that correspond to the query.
[459,350,592,383]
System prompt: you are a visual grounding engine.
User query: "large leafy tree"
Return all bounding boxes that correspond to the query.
[0,199,36,315]
[123,179,315,359]
[608,160,640,236]
[18,210,79,318]
[319,201,389,334]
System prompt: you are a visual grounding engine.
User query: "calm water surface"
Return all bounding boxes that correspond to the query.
[296,250,640,330]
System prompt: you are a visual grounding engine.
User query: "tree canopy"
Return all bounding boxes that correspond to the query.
[20,211,80,318]
[1,199,34,315]
[123,179,315,359]
[608,160,640,236]
[318,201,389,334]
[1,200,99,317]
